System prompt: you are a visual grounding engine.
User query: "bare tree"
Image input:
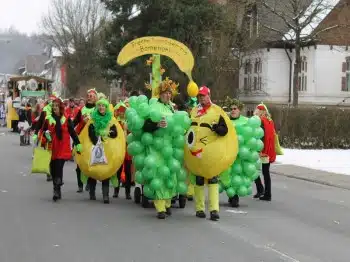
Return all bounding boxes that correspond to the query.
[41,0,108,95]
[259,0,342,106]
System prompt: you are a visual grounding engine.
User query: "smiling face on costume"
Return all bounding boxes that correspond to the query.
[159,90,172,104]
[98,103,106,115]
[184,106,238,179]
[52,101,61,115]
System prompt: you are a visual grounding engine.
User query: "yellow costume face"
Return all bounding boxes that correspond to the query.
[184,104,238,179]
[75,118,126,181]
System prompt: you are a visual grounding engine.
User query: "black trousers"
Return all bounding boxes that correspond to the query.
[50,159,66,187]
[76,165,83,188]
[116,160,132,189]
[88,178,109,192]
[254,163,271,197]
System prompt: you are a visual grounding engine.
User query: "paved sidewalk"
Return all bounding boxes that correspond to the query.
[272,164,350,190]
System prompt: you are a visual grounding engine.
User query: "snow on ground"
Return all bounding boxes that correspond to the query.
[276,149,350,175]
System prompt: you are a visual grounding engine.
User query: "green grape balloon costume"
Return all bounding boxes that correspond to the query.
[219,103,264,201]
[126,77,191,219]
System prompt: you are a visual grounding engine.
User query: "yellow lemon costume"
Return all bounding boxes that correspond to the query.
[184,87,238,220]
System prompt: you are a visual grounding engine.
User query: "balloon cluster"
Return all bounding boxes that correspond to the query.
[219,116,264,197]
[125,95,191,199]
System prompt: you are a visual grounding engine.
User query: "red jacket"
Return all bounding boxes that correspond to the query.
[65,106,79,120]
[47,117,72,160]
[260,116,276,163]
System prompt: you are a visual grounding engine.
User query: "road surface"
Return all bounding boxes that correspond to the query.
[0,129,350,262]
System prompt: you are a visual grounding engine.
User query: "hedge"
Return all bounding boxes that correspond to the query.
[269,106,350,149]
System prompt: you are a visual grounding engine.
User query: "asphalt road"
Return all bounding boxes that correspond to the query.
[1,129,350,262]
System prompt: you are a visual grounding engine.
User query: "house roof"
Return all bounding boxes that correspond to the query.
[25,55,48,74]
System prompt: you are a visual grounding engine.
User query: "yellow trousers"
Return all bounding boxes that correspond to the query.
[154,199,171,213]
[194,184,219,212]
[187,183,194,197]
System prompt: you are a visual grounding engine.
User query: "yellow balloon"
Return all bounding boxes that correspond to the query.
[187,81,199,97]
[75,118,126,181]
[184,104,238,179]
[117,36,194,80]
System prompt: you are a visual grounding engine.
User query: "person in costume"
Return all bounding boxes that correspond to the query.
[73,89,98,193]
[85,98,121,204]
[18,100,32,146]
[229,99,247,207]
[42,98,82,201]
[253,103,276,201]
[113,101,133,199]
[139,78,184,219]
[184,86,238,221]
[65,98,79,121]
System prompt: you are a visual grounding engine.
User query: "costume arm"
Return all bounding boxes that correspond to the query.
[68,119,80,146]
[212,115,228,136]
[88,123,98,145]
[34,111,45,135]
[260,121,265,142]
[142,119,159,133]
[109,124,118,138]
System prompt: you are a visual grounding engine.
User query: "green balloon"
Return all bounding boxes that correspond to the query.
[168,158,181,173]
[243,162,256,176]
[126,133,135,144]
[137,95,148,104]
[154,128,166,137]
[221,177,231,187]
[150,178,163,191]
[165,116,175,132]
[127,141,144,156]
[149,109,162,122]
[236,125,245,135]
[254,127,264,139]
[162,146,174,159]
[231,175,243,188]
[246,137,257,150]
[251,171,260,180]
[250,151,260,162]
[133,130,143,138]
[172,125,184,136]
[173,135,185,148]
[182,116,191,130]
[128,96,138,108]
[135,171,144,184]
[243,126,253,138]
[237,135,245,146]
[133,154,145,170]
[243,177,251,187]
[158,165,170,178]
[177,168,187,181]
[220,168,231,178]
[166,179,175,189]
[248,116,261,128]
[237,185,248,197]
[231,162,243,175]
[189,174,196,185]
[247,186,253,195]
[255,159,262,170]
[138,103,150,118]
[173,148,184,161]
[144,155,157,168]
[238,146,250,160]
[142,167,155,181]
[132,116,145,130]
[177,182,188,194]
[255,139,264,152]
[152,137,163,150]
[143,185,154,198]
[125,107,137,118]
[226,187,236,198]
[149,98,158,105]
[141,132,153,146]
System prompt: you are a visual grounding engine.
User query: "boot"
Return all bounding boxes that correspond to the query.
[157,212,166,219]
[77,186,83,193]
[52,186,60,202]
[259,194,271,201]
[46,174,52,182]
[230,195,240,208]
[113,187,119,198]
[210,210,220,221]
[253,192,264,198]
[20,135,25,146]
[125,186,131,200]
[102,184,110,204]
[208,184,220,221]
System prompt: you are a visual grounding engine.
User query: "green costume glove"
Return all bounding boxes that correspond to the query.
[32,134,38,142]
[45,131,52,142]
[76,144,83,153]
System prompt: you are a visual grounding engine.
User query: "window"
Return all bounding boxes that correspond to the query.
[298,56,307,91]
[243,58,262,91]
[341,57,350,91]
[246,4,259,38]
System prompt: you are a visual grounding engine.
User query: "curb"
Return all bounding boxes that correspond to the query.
[272,171,350,191]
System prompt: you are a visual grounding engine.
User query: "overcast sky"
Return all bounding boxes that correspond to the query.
[0,0,50,34]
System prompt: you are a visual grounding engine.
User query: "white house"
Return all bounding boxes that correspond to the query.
[238,0,350,112]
